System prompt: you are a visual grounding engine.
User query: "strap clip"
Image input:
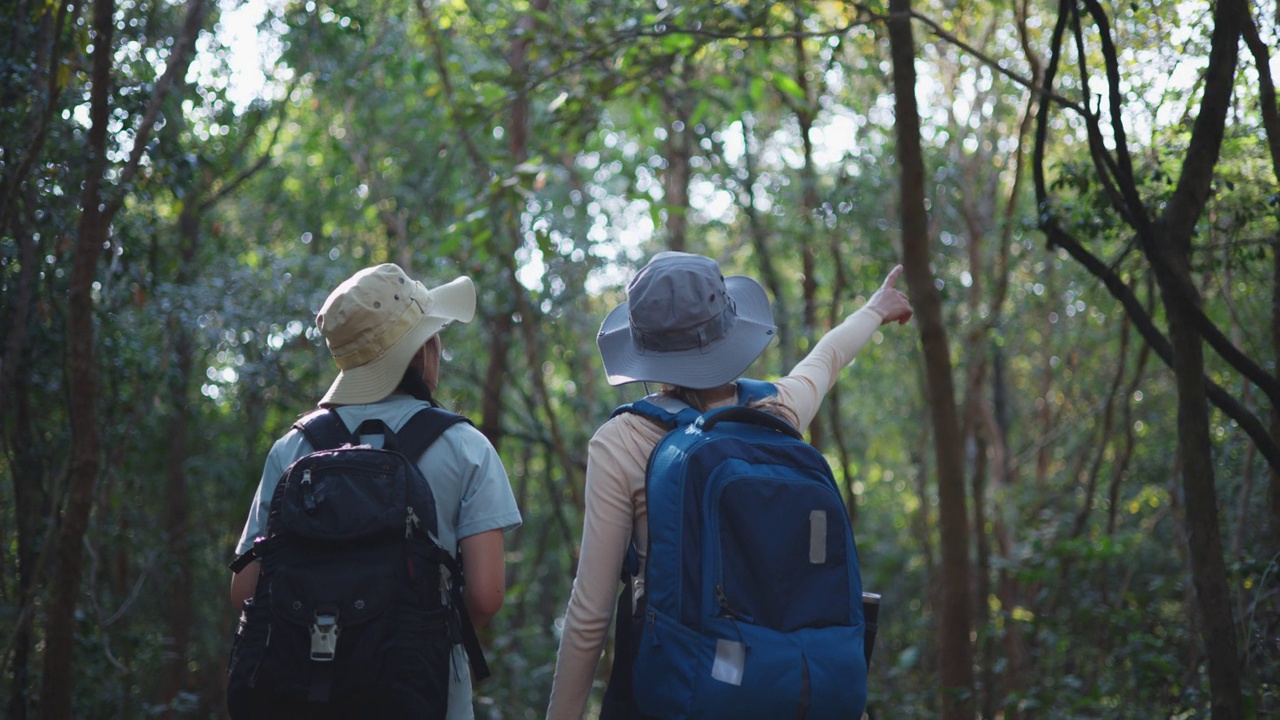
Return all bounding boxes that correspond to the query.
[310,608,340,661]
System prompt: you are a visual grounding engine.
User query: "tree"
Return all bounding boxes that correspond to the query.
[1032,0,1266,715]
[887,0,975,715]
[46,0,210,714]
[3,0,1277,714]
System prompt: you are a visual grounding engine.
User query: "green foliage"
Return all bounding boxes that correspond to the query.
[3,0,1278,716]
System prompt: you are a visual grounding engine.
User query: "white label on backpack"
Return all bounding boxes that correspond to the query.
[809,510,827,564]
[711,639,745,686]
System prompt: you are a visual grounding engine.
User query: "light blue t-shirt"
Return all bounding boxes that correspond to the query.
[235,394,522,720]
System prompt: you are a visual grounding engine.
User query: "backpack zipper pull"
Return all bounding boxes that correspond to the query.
[301,469,317,512]
[715,584,739,619]
[406,506,420,539]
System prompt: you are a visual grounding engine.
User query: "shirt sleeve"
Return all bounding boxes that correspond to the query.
[546,417,651,720]
[444,423,523,540]
[775,305,884,433]
[234,431,309,557]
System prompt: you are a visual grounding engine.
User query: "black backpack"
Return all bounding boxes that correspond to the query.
[226,407,488,719]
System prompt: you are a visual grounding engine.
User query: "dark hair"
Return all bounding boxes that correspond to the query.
[397,366,438,406]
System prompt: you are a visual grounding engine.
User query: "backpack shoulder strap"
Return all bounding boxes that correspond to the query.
[612,394,701,429]
[395,406,472,460]
[613,379,778,429]
[230,410,350,573]
[395,406,488,680]
[293,406,471,459]
[292,408,354,451]
[735,378,777,404]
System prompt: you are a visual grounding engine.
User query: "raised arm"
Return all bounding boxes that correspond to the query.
[777,264,915,431]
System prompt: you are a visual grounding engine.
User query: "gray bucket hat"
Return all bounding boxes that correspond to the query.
[597,251,776,389]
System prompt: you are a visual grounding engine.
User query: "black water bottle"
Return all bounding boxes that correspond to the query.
[862,591,880,669]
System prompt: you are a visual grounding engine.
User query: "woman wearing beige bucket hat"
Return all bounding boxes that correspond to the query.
[546,251,913,719]
[230,263,521,719]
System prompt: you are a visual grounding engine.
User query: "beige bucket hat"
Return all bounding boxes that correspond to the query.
[316,263,475,407]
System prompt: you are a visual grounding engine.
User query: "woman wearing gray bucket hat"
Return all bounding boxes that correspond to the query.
[547,252,912,719]
[229,263,521,720]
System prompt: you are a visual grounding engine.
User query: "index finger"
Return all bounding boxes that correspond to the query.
[884,264,903,288]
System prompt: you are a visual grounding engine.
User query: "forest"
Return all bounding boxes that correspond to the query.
[2,0,1279,717]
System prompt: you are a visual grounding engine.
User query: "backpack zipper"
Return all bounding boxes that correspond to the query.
[798,653,811,719]
[714,584,741,619]
[248,623,271,688]
[646,609,661,645]
[406,506,421,539]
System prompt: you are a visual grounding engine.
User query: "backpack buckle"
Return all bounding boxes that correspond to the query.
[310,608,340,661]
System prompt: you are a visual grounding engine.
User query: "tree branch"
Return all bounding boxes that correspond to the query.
[105,0,208,218]
[1042,220,1280,471]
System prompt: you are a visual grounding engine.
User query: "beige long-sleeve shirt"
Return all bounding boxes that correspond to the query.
[546,305,886,720]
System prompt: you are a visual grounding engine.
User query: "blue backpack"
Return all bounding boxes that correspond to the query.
[607,379,869,719]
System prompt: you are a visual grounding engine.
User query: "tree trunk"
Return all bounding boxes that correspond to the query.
[1144,0,1246,712]
[661,63,693,253]
[39,0,205,709]
[1156,264,1243,719]
[790,24,823,449]
[2,182,45,720]
[3,6,68,715]
[158,206,199,716]
[480,313,513,450]
[886,0,975,715]
[41,0,115,714]
[739,115,795,372]
[1242,9,1280,549]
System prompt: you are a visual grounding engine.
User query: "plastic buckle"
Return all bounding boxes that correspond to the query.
[310,610,340,661]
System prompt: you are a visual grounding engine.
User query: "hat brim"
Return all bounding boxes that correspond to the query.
[597,275,775,390]
[319,276,476,407]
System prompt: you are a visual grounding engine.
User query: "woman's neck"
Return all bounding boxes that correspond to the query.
[695,382,738,407]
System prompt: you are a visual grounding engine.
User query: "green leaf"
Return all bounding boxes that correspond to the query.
[773,73,807,102]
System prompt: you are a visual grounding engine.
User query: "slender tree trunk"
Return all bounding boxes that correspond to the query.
[1035,262,1056,485]
[3,6,68,714]
[1268,207,1280,545]
[739,115,795,372]
[39,0,204,710]
[480,314,513,450]
[1272,245,1280,548]
[41,0,115,714]
[985,393,1026,720]
[158,207,199,716]
[426,12,515,450]
[501,0,579,509]
[5,379,41,720]
[2,196,43,720]
[789,23,823,448]
[1155,266,1243,719]
[971,431,996,718]
[886,1,975,715]
[1242,10,1280,548]
[1072,317,1129,537]
[1145,0,1245,712]
[661,62,693,253]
